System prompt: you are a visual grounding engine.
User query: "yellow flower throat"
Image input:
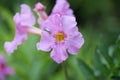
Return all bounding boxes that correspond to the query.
[55,32,65,42]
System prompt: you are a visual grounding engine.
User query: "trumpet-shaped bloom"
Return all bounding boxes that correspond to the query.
[37,14,84,63]
[4,4,36,55]
[0,54,14,80]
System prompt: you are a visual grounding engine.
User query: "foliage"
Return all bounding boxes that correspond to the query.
[78,36,120,80]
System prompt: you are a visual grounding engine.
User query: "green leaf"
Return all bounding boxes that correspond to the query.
[92,36,116,79]
[114,36,120,65]
[93,47,110,79]
[97,36,114,69]
[77,59,98,80]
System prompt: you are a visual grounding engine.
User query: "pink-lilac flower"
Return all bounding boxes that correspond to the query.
[35,0,84,63]
[37,14,84,63]
[0,54,14,80]
[4,4,41,55]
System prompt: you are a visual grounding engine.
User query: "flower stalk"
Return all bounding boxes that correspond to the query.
[62,62,69,80]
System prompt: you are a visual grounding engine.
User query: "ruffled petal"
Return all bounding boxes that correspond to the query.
[20,4,35,26]
[50,44,68,63]
[4,29,27,55]
[52,0,73,16]
[21,4,31,14]
[62,15,84,54]
[4,42,17,55]
[37,31,53,51]
[68,32,84,54]
[44,14,61,33]
[62,16,77,34]
[13,13,21,24]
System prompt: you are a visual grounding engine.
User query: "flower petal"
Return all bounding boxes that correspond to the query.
[4,42,17,55]
[52,0,73,16]
[50,44,68,63]
[62,16,77,34]
[13,13,21,24]
[20,4,35,26]
[21,4,31,14]
[4,29,27,55]
[68,32,84,54]
[37,31,53,51]
[43,14,61,33]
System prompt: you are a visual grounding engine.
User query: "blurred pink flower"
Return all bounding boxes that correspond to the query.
[4,4,41,55]
[0,54,14,80]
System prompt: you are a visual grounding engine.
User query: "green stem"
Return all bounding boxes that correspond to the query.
[62,62,69,80]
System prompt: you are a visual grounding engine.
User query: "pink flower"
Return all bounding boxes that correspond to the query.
[35,0,84,63]
[4,4,41,55]
[0,54,14,80]
[37,14,84,63]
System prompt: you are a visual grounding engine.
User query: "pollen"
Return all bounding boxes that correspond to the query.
[55,32,65,42]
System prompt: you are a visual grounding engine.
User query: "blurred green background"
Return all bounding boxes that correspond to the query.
[0,0,120,80]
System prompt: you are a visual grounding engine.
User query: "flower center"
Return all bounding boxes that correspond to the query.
[55,32,65,42]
